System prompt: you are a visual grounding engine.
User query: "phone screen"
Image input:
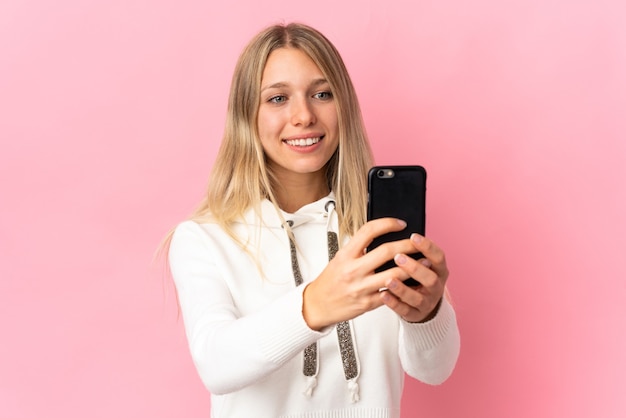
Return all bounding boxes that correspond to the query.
[366,166,426,284]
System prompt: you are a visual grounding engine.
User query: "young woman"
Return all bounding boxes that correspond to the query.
[168,22,460,418]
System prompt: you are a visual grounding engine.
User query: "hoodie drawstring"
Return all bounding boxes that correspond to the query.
[285,200,361,403]
[286,219,320,396]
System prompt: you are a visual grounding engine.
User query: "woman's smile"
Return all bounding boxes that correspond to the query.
[283,134,323,148]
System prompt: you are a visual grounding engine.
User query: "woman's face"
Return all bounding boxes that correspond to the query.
[257,47,339,184]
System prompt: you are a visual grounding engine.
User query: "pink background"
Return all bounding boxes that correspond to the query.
[1,0,625,417]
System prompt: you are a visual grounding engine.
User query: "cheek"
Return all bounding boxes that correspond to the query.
[257,110,280,139]
[256,111,268,137]
[325,110,339,137]
[320,103,338,130]
[257,112,279,155]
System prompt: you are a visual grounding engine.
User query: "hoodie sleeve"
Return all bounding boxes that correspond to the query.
[397,297,461,384]
[169,221,331,395]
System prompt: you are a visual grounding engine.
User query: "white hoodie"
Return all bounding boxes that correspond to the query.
[169,194,460,418]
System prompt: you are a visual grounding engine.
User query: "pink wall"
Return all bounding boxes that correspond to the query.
[1,0,625,417]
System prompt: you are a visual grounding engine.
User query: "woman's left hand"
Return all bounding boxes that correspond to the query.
[380,233,449,323]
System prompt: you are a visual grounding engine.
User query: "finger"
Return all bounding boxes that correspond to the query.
[410,234,449,279]
[372,264,411,288]
[383,277,442,322]
[342,218,407,258]
[360,238,419,275]
[379,289,422,322]
[384,275,424,308]
[389,254,445,305]
[354,241,424,294]
[393,253,440,289]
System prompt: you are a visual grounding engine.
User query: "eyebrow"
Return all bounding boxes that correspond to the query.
[260,78,330,93]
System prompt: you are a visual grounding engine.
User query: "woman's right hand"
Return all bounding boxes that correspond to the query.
[302,218,418,330]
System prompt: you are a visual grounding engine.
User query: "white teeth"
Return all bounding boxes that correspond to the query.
[285,137,321,146]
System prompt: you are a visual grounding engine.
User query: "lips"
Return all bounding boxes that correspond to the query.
[284,136,322,147]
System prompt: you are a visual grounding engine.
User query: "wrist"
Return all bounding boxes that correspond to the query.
[406,297,443,324]
[421,298,443,322]
[302,282,325,331]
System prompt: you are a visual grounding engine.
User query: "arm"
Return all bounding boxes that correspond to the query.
[169,221,329,394]
[380,233,461,383]
[398,297,460,384]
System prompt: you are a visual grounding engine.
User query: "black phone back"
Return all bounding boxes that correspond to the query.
[367,166,427,280]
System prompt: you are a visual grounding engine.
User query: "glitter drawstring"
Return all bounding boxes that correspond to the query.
[286,219,320,393]
[328,229,361,402]
[285,199,361,402]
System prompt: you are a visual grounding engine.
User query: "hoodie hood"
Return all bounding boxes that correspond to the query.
[239,193,339,231]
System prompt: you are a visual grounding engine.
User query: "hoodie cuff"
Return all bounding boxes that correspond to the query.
[255,284,332,365]
[400,297,457,352]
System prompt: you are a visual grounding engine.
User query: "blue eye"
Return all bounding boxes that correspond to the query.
[314,91,333,100]
[268,95,287,104]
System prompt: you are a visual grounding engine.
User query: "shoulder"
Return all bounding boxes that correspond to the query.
[171,220,208,243]
[169,218,248,260]
[168,220,230,279]
[169,220,217,259]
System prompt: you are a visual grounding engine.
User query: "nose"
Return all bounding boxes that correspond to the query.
[290,97,316,126]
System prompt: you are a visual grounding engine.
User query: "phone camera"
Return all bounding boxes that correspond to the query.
[377,169,394,178]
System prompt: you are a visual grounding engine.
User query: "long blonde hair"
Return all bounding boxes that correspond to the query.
[182,23,373,247]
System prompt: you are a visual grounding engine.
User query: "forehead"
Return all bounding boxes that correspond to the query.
[261,47,325,86]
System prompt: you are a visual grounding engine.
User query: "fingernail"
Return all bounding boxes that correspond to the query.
[411,233,423,244]
[420,258,432,268]
[386,279,398,290]
[397,219,407,227]
[394,254,407,265]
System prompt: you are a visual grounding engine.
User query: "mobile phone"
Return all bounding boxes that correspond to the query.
[366,165,427,286]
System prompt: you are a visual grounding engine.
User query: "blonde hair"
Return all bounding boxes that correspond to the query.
[174,23,373,251]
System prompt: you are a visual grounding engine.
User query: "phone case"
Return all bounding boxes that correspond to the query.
[367,165,427,286]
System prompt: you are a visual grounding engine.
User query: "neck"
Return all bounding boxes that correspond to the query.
[272,172,330,214]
